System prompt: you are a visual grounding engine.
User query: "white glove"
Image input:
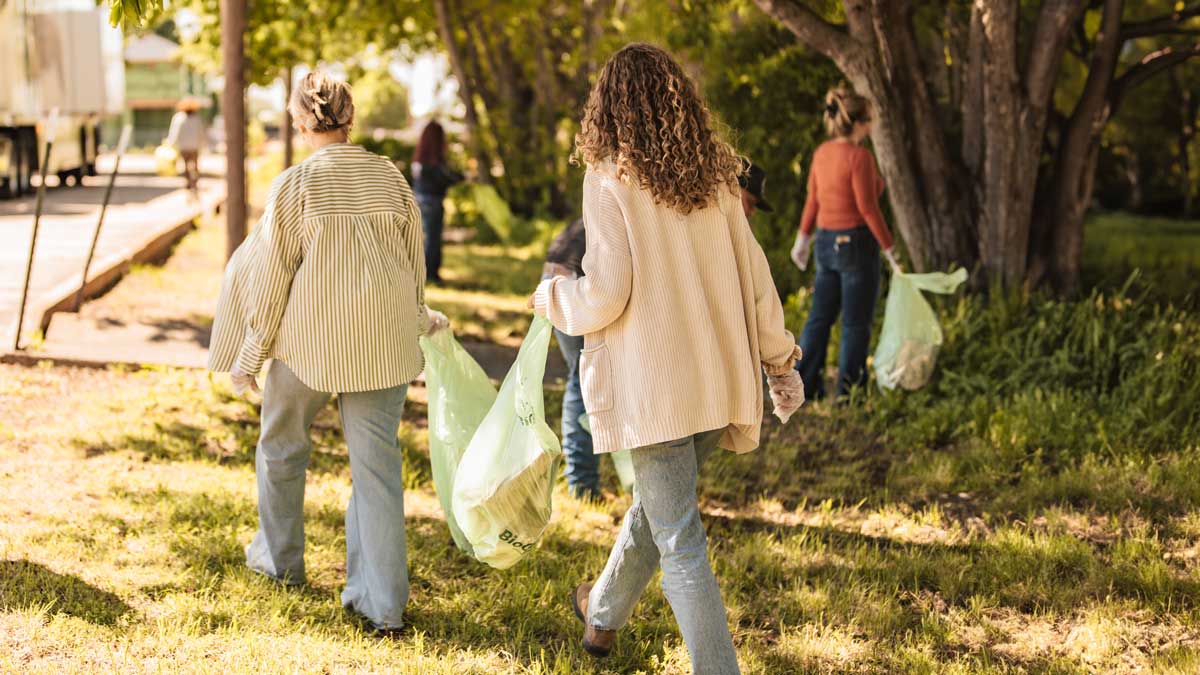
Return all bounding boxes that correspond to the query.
[790,232,813,271]
[883,247,903,274]
[426,306,450,334]
[230,366,259,396]
[767,369,805,424]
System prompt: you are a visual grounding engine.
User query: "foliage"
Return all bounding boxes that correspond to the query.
[354,136,416,165]
[106,0,165,29]
[175,0,434,87]
[350,65,411,132]
[778,214,1200,520]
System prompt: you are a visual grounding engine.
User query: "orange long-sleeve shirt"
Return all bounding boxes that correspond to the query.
[799,140,894,251]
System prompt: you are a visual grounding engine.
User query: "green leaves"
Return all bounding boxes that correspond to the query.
[107,0,164,29]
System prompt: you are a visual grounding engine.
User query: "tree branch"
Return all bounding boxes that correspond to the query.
[752,0,853,62]
[1110,43,1200,112]
[1024,0,1089,110]
[1121,2,1200,41]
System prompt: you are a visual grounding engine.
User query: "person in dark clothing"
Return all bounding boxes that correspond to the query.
[543,218,600,501]
[411,121,464,284]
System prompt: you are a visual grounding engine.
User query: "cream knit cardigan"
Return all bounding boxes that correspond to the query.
[534,162,801,455]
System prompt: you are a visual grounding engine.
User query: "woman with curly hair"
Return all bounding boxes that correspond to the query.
[530,43,804,674]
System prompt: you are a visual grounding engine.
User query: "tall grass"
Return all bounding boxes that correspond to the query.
[783,269,1200,519]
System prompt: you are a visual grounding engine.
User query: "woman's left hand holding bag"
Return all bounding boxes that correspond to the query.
[230,367,260,396]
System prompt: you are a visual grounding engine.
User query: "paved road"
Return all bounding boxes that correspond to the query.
[1,161,224,349]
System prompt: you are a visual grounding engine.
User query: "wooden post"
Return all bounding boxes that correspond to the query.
[283,66,294,169]
[14,111,57,350]
[220,0,247,260]
[74,125,132,313]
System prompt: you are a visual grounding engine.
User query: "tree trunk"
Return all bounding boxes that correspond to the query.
[432,0,493,182]
[1034,0,1124,292]
[756,0,1197,292]
[220,0,247,260]
[283,66,294,170]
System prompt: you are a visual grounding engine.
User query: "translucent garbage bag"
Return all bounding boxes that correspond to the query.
[452,316,563,569]
[419,330,497,555]
[873,268,968,391]
[580,413,634,494]
[155,144,179,177]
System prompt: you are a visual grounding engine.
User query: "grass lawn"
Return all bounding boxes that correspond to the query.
[2,210,1199,673]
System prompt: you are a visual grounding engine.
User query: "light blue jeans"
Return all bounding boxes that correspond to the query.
[588,429,740,674]
[245,360,410,630]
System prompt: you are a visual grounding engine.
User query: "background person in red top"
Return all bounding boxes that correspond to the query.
[791,87,903,400]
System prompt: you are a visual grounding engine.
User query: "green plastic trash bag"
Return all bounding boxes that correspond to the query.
[452,316,563,569]
[873,268,968,391]
[580,413,635,494]
[419,330,497,555]
[470,183,516,244]
[610,449,635,494]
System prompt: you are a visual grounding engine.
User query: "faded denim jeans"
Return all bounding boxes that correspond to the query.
[245,360,410,630]
[796,225,881,400]
[588,429,740,675]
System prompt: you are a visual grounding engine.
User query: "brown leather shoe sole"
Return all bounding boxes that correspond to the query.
[572,583,615,657]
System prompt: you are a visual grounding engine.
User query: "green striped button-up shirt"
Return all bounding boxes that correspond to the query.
[207,143,429,392]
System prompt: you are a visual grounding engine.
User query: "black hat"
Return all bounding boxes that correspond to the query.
[737,162,774,213]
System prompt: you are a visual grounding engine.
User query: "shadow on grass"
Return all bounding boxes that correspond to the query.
[0,559,133,626]
[100,482,676,673]
[440,243,543,297]
[74,394,430,480]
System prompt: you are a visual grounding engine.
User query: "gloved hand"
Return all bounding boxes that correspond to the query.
[230,366,260,396]
[883,247,903,275]
[790,232,813,271]
[427,306,450,334]
[767,369,805,424]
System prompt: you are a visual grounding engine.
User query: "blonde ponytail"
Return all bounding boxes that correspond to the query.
[823,87,871,138]
[289,70,355,134]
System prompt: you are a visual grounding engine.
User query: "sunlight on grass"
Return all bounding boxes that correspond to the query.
[3,218,1200,673]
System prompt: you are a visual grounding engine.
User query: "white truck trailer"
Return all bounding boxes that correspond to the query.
[0,0,125,198]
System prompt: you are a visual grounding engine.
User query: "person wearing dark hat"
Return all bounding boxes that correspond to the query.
[737,162,774,219]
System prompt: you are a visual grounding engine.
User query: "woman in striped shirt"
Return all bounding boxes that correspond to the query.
[532,44,805,674]
[208,71,444,635]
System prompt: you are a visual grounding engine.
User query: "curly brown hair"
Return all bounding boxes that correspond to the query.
[573,43,743,214]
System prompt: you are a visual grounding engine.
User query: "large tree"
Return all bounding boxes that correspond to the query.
[753,0,1200,290]
[431,0,635,217]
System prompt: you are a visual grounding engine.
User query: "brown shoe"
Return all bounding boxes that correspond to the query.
[572,583,616,657]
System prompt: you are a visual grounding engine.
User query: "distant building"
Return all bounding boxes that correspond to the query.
[122,33,211,147]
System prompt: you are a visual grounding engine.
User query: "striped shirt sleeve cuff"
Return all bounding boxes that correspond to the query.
[415,304,431,336]
[234,335,269,376]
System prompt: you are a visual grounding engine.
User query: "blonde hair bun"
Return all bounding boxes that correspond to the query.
[823,87,870,138]
[290,71,354,134]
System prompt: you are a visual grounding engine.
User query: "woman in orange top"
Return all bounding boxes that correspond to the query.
[791,87,902,400]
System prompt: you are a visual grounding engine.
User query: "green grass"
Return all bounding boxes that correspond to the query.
[3,212,1200,673]
[1083,212,1200,307]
